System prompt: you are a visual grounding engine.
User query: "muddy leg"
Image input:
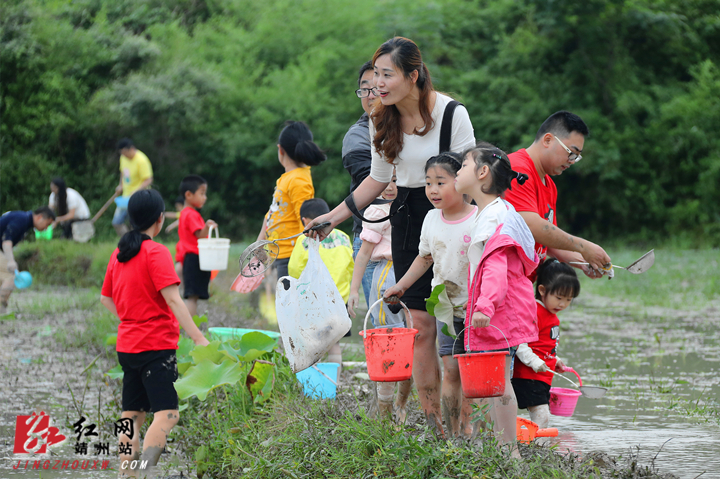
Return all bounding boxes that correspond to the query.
[492,356,520,458]
[139,409,179,477]
[0,279,14,315]
[440,355,473,436]
[394,377,413,424]
[408,309,443,435]
[528,404,550,429]
[118,411,146,478]
[327,342,342,375]
[377,382,395,420]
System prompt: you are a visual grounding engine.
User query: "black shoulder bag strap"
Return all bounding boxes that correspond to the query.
[344,100,462,223]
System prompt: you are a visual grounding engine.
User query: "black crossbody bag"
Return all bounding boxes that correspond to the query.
[344,100,462,223]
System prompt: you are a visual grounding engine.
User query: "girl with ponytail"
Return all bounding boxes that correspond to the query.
[454,142,538,454]
[100,189,209,477]
[258,120,326,278]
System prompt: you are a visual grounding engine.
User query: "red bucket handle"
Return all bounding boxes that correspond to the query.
[453,324,511,354]
[363,298,414,335]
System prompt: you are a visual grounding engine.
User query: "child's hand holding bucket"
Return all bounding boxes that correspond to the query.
[471,311,491,328]
[382,283,405,304]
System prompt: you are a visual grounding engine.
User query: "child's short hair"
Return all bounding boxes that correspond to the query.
[33,206,56,220]
[535,258,581,300]
[179,175,207,197]
[117,138,134,150]
[425,151,462,176]
[462,142,528,196]
[300,198,330,220]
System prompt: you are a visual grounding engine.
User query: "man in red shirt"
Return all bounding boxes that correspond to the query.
[504,111,611,277]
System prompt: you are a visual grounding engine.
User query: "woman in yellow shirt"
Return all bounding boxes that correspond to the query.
[257,121,326,278]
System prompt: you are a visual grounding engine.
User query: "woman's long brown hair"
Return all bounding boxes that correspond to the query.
[371,37,435,164]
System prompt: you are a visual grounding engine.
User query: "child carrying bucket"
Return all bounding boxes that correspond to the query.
[178,175,218,317]
[100,189,209,478]
[383,152,475,436]
[348,170,413,423]
[512,258,579,428]
[454,142,538,454]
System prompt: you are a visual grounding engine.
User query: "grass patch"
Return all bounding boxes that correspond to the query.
[577,248,720,309]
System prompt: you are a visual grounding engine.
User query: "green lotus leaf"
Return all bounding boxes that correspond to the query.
[426,284,456,335]
[425,284,445,316]
[246,360,275,403]
[174,358,245,401]
[104,334,117,346]
[105,364,124,380]
[190,341,234,365]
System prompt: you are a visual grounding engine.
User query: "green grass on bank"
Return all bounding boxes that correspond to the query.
[576,248,720,310]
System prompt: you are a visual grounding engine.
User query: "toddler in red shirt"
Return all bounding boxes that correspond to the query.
[100,189,208,478]
[512,258,580,428]
[178,175,217,316]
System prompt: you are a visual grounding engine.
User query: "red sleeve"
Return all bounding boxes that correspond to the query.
[186,209,206,236]
[101,251,117,297]
[473,250,509,318]
[503,161,539,214]
[147,244,181,292]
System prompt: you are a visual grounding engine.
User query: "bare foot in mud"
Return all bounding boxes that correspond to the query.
[394,404,408,425]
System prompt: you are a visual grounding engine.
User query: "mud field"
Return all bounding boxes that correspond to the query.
[1,272,718,478]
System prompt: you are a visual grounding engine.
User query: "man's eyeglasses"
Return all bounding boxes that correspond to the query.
[554,135,582,163]
[355,87,379,98]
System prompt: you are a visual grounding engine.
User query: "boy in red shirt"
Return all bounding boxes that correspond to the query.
[100,189,208,478]
[503,111,611,278]
[178,175,217,316]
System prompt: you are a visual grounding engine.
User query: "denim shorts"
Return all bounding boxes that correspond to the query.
[112,206,129,226]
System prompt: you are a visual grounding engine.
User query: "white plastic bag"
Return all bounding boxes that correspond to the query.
[276,237,352,372]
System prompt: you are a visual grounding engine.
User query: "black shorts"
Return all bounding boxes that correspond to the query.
[274,257,290,279]
[511,377,551,409]
[183,253,211,299]
[117,349,179,412]
[391,187,434,312]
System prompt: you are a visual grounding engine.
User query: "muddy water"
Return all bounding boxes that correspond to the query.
[543,295,720,478]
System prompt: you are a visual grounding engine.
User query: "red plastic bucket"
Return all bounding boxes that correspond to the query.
[360,299,417,382]
[549,387,582,416]
[453,324,511,398]
[455,351,508,398]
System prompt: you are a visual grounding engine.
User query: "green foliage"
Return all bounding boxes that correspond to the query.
[3,0,720,243]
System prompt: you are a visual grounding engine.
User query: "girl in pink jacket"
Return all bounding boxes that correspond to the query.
[455,142,539,453]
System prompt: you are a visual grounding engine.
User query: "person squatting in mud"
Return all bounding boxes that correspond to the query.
[100,189,209,478]
[454,142,536,455]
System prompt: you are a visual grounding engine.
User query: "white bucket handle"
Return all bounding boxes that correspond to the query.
[452,324,510,355]
[310,364,338,386]
[207,224,219,239]
[363,298,414,335]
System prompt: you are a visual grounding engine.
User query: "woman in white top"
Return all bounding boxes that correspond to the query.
[307,37,475,433]
[49,177,90,239]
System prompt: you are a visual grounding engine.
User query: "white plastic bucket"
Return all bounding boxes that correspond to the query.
[197,226,230,271]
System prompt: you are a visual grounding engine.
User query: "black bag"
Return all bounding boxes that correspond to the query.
[344,100,462,223]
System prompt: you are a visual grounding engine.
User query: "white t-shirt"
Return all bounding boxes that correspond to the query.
[49,188,90,220]
[468,197,508,280]
[418,205,477,314]
[369,93,476,188]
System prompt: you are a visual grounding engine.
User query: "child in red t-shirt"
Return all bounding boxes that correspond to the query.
[512,258,580,428]
[100,189,209,478]
[178,175,217,316]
